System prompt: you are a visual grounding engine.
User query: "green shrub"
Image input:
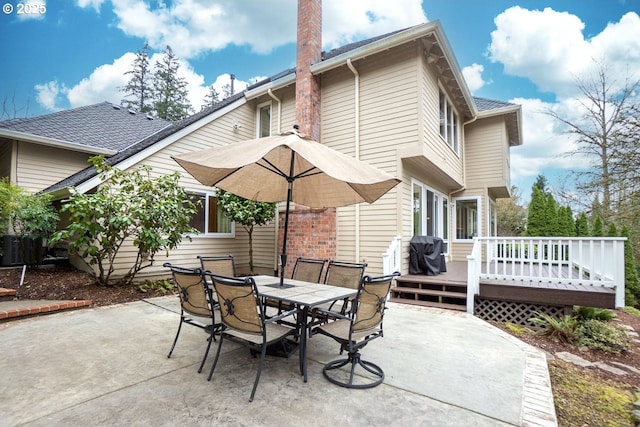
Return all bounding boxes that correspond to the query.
[138,279,176,295]
[529,312,580,344]
[578,319,630,354]
[573,306,616,322]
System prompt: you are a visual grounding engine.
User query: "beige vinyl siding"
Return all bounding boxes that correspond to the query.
[100,103,278,279]
[420,55,464,184]
[321,43,419,274]
[15,142,92,193]
[465,116,510,189]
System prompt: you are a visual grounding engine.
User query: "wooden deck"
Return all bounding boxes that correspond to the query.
[391,261,616,311]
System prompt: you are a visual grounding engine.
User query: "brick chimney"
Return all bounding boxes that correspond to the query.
[295,0,322,140]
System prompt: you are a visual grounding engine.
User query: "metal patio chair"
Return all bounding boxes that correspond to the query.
[198,254,237,277]
[205,273,297,402]
[163,262,222,374]
[311,272,400,389]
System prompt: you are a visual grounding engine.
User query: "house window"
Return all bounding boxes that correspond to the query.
[412,180,449,249]
[439,89,459,154]
[257,102,271,137]
[454,197,479,240]
[188,192,234,236]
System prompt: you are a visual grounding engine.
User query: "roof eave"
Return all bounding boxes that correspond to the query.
[244,73,297,100]
[0,128,117,155]
[477,104,523,147]
[310,21,477,119]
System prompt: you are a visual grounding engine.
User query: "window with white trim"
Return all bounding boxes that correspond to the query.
[188,191,234,236]
[257,102,271,138]
[412,179,449,248]
[453,197,480,240]
[439,88,459,154]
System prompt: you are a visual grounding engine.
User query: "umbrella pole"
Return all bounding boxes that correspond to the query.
[279,153,296,287]
[279,185,292,287]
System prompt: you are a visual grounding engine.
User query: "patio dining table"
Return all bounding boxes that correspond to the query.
[252,275,358,383]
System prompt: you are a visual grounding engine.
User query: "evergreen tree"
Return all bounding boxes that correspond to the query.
[622,226,640,306]
[592,216,604,237]
[575,212,590,236]
[152,45,193,121]
[120,43,153,113]
[558,206,575,236]
[545,193,560,236]
[526,187,547,236]
[202,84,220,109]
[607,223,618,237]
[532,174,548,193]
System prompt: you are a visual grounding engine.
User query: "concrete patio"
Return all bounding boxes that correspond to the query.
[0,296,557,426]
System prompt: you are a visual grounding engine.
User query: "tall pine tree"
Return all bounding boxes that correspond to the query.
[526,187,547,236]
[152,46,193,121]
[120,43,153,113]
[575,212,590,236]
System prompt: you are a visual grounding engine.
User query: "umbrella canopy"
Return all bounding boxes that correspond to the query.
[172,130,400,208]
[172,129,401,285]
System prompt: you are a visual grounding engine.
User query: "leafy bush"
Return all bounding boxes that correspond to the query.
[529,312,580,344]
[577,319,630,354]
[573,306,616,322]
[138,279,176,295]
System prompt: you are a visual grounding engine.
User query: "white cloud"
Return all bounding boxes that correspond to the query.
[41,50,251,114]
[462,63,485,92]
[34,80,66,110]
[488,7,640,99]
[74,0,104,12]
[65,53,135,108]
[509,97,586,182]
[77,0,425,59]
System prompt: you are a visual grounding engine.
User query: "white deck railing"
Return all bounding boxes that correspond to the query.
[382,236,402,276]
[468,236,626,309]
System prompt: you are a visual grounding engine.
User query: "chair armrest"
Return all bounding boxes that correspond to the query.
[265,308,298,324]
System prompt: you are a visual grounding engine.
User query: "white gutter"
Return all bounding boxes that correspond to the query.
[346,58,361,262]
[0,128,117,155]
[267,89,282,134]
[244,73,296,101]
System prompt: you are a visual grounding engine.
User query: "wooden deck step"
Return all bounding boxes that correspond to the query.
[393,286,465,299]
[391,273,468,312]
[388,296,467,311]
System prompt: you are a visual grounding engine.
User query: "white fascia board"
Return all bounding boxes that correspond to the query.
[75,97,247,194]
[0,128,117,155]
[312,21,477,118]
[244,73,296,100]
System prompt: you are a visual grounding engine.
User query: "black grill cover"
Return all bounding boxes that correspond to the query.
[409,236,446,275]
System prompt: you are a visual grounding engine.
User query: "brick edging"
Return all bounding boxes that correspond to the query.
[0,300,93,321]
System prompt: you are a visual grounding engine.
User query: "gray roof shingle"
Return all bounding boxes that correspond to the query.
[473,97,516,112]
[0,102,173,152]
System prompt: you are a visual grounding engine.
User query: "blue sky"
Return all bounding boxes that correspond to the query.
[1,0,639,202]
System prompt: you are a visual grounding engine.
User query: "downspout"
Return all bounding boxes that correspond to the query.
[267,89,282,134]
[347,58,361,262]
[268,88,282,273]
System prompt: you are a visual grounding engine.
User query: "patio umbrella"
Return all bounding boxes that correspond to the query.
[172,129,401,286]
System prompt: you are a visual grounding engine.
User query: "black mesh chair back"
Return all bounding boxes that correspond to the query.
[163,262,221,374]
[198,254,237,277]
[292,257,327,283]
[324,260,367,290]
[205,273,297,402]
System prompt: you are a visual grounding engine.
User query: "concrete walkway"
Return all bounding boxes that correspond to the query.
[0,297,557,426]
